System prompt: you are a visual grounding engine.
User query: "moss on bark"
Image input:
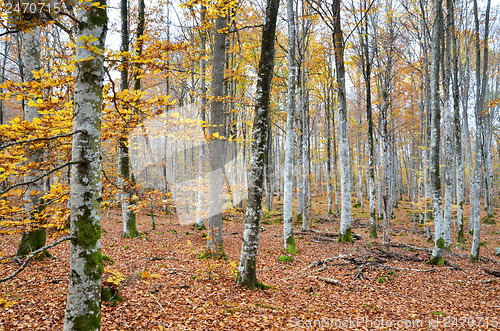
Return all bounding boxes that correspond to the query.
[16,228,50,258]
[338,226,354,243]
[284,235,297,254]
[427,255,445,265]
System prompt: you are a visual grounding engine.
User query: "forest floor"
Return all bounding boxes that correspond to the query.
[0,196,499,330]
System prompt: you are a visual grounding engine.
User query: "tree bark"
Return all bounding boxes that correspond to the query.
[16,24,47,258]
[63,2,107,329]
[236,0,279,289]
[206,6,228,258]
[283,0,298,254]
[470,0,491,263]
[429,0,445,265]
[333,0,353,243]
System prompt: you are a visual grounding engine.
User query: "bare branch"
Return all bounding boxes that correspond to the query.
[1,130,85,149]
[0,161,79,196]
[0,236,76,283]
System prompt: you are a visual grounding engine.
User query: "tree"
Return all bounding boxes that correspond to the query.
[119,0,140,238]
[16,19,48,258]
[283,0,298,254]
[428,0,445,265]
[206,1,229,258]
[236,0,279,289]
[333,0,353,243]
[470,0,491,263]
[63,1,107,329]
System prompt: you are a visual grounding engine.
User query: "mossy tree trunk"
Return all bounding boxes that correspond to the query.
[63,2,107,330]
[429,0,445,265]
[236,0,279,289]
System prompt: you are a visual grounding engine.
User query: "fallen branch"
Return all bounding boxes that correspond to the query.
[312,276,341,285]
[0,236,76,283]
[150,292,167,315]
[483,268,500,278]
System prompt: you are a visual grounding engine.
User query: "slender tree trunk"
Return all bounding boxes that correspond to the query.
[236,0,279,289]
[16,24,48,258]
[442,0,453,250]
[451,0,464,245]
[361,13,377,238]
[283,0,298,254]
[429,0,445,265]
[63,2,107,329]
[195,3,207,229]
[206,6,228,258]
[333,0,353,243]
[120,0,139,238]
[470,0,491,262]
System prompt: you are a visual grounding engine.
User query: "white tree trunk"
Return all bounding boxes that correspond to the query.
[333,0,353,243]
[63,3,107,329]
[283,0,297,253]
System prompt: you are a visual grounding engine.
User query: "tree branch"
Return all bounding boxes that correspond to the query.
[0,161,79,196]
[1,130,85,149]
[0,236,76,283]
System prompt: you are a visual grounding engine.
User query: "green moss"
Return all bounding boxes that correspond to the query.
[199,247,228,260]
[338,227,354,243]
[102,254,114,265]
[436,237,445,249]
[84,249,104,281]
[427,255,445,265]
[278,255,293,263]
[71,299,101,330]
[482,214,496,225]
[469,254,479,263]
[74,206,101,249]
[16,228,49,258]
[284,235,297,254]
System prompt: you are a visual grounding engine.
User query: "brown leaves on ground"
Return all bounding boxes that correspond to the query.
[0,196,499,330]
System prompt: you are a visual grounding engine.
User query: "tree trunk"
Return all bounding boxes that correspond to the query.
[429,0,445,265]
[333,0,353,243]
[119,0,139,238]
[360,10,377,238]
[236,0,279,289]
[63,2,107,329]
[283,0,297,254]
[470,0,491,263]
[451,0,464,245]
[442,0,453,250]
[206,7,228,258]
[195,3,207,229]
[16,24,48,258]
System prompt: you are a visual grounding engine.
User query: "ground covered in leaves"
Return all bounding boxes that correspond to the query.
[1,196,499,330]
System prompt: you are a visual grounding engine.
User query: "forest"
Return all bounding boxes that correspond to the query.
[0,0,499,329]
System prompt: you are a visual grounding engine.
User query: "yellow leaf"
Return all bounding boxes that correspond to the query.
[27,100,37,107]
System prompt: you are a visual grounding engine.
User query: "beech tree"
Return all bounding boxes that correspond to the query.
[283,0,298,254]
[428,0,445,265]
[332,0,353,243]
[206,1,229,258]
[63,1,107,329]
[236,0,279,289]
[16,23,47,258]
